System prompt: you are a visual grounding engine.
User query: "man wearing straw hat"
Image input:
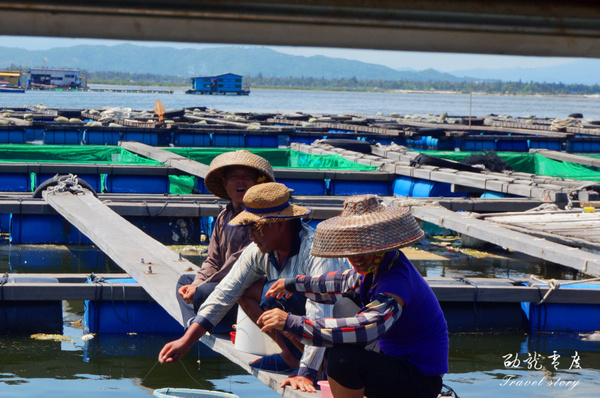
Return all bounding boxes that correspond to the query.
[160,182,350,393]
[260,194,449,398]
[175,150,275,330]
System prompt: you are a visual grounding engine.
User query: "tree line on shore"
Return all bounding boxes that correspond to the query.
[5,65,600,95]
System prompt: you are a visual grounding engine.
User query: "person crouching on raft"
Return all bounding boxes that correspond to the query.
[259,194,449,398]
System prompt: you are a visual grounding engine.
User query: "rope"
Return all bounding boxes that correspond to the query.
[525,203,560,212]
[143,200,169,217]
[453,276,479,330]
[87,273,130,324]
[529,275,600,305]
[45,174,87,195]
[440,383,460,397]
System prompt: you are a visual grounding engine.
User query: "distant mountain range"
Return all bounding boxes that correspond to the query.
[452,60,600,86]
[1,44,599,85]
[0,44,467,82]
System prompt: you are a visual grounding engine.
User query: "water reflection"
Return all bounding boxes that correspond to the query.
[412,245,583,281]
[0,244,118,274]
[1,243,598,397]
[447,332,600,397]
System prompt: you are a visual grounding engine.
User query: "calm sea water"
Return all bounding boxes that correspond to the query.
[1,87,599,119]
[1,89,600,397]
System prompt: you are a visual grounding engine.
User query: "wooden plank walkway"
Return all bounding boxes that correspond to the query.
[410,205,600,276]
[293,142,600,202]
[344,112,572,138]
[118,141,394,184]
[531,148,600,168]
[42,188,197,324]
[36,185,318,398]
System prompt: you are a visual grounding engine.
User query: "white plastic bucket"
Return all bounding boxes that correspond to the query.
[153,388,239,398]
[234,307,281,356]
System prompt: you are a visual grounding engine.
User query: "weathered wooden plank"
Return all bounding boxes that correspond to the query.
[42,189,199,324]
[345,112,571,138]
[294,142,595,201]
[120,141,211,178]
[0,116,32,126]
[410,205,600,276]
[530,149,600,167]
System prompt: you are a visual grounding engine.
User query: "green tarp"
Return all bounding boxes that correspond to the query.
[428,150,600,182]
[167,148,377,171]
[0,144,163,165]
[0,145,376,194]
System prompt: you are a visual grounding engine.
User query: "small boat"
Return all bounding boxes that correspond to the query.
[0,83,25,93]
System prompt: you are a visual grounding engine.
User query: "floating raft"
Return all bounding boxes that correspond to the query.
[3,106,600,151]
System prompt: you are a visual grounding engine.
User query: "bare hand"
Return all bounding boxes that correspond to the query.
[281,375,316,393]
[159,323,205,364]
[178,284,197,304]
[258,308,288,332]
[158,337,191,364]
[265,278,292,299]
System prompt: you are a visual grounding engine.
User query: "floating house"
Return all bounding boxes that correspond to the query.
[28,67,83,89]
[0,70,24,87]
[186,73,250,95]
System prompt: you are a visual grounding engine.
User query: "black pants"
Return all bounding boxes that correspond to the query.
[326,345,442,398]
[176,274,237,332]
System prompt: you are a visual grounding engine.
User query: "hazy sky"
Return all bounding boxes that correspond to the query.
[0,36,575,72]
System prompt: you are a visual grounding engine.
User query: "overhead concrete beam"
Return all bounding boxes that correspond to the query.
[0,1,599,58]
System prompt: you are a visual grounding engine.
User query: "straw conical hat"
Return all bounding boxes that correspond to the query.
[311,194,424,257]
[229,182,311,226]
[204,150,275,200]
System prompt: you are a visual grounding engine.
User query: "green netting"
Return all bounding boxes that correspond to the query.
[167,148,377,171]
[169,175,196,195]
[0,144,163,165]
[424,150,600,182]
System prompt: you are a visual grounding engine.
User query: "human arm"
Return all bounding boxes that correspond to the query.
[159,322,206,364]
[262,293,403,348]
[191,245,264,330]
[192,205,253,286]
[291,257,352,380]
[267,268,361,304]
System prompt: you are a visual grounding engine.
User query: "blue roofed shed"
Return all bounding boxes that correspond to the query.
[187,73,249,95]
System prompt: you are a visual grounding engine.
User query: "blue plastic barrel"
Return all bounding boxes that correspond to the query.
[277,179,326,195]
[245,134,278,148]
[330,180,390,196]
[523,284,600,332]
[0,173,31,192]
[213,134,245,147]
[84,278,183,334]
[392,176,414,197]
[0,276,63,334]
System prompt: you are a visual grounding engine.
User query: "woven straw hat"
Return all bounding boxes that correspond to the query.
[229,182,311,226]
[311,194,424,258]
[204,150,275,200]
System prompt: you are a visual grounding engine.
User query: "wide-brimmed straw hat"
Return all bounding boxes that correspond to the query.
[204,150,275,200]
[229,182,311,226]
[311,194,424,257]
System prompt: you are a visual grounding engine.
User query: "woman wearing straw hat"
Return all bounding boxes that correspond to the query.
[176,150,274,329]
[259,194,449,398]
[161,182,351,393]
